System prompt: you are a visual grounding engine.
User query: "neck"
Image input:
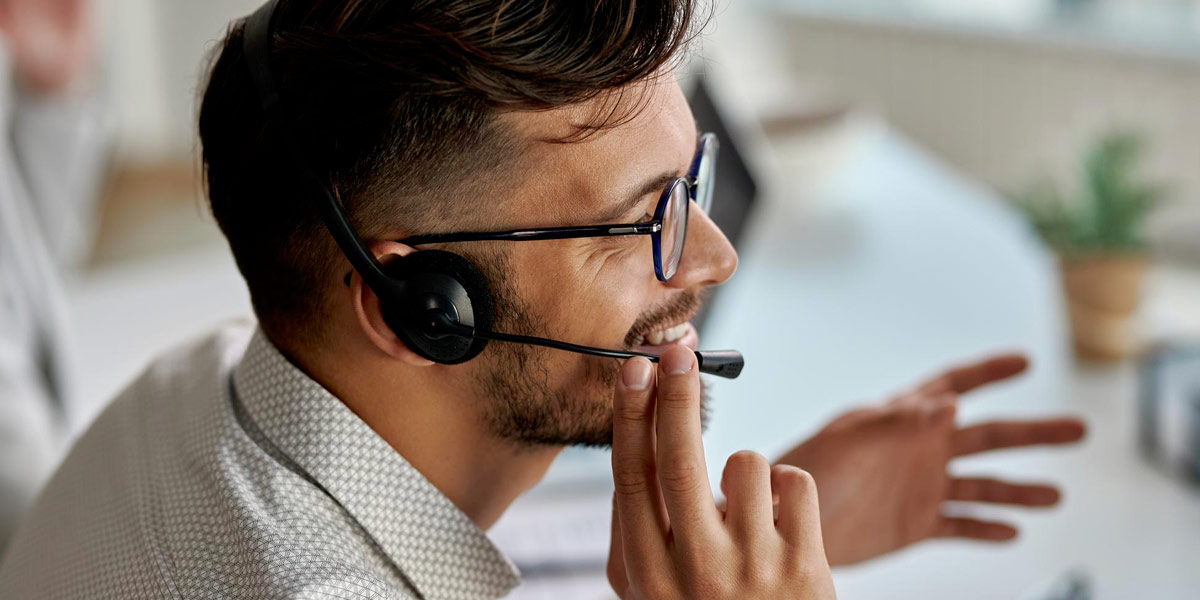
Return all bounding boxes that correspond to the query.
[297,339,560,530]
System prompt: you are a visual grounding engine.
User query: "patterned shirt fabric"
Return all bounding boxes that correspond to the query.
[0,323,521,599]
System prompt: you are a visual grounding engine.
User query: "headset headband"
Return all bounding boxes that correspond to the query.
[241,0,402,303]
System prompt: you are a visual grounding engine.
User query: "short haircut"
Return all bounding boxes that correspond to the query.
[198,0,704,344]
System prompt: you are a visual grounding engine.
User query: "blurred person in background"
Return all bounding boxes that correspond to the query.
[0,0,1085,598]
[0,0,107,548]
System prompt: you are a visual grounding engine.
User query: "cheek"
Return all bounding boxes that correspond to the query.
[513,241,657,343]
[568,245,659,343]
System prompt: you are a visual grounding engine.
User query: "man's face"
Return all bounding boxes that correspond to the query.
[458,75,738,447]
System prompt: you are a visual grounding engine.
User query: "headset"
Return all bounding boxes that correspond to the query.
[240,0,744,379]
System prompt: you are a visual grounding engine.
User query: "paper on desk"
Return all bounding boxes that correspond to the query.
[488,488,615,599]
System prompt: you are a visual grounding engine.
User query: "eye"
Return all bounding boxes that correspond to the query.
[635,199,660,224]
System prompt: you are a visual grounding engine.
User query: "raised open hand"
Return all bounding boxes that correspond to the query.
[776,354,1086,566]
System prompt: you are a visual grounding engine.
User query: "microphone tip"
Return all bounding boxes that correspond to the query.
[695,350,744,379]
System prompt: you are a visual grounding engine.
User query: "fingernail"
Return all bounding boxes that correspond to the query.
[621,358,653,391]
[661,348,694,375]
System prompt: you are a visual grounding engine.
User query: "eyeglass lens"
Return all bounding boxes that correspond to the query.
[660,180,690,281]
[695,134,718,214]
[659,134,718,282]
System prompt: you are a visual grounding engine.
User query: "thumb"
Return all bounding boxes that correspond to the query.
[606,494,630,596]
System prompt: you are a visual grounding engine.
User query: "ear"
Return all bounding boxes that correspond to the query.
[348,241,436,367]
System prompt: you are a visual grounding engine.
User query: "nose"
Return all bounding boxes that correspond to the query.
[667,202,738,289]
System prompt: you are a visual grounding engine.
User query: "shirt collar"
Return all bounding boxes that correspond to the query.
[233,329,520,600]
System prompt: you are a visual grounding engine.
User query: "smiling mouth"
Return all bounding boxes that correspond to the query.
[632,303,701,352]
[625,290,706,351]
[633,320,699,353]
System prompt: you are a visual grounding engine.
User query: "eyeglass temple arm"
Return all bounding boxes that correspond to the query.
[401,222,661,246]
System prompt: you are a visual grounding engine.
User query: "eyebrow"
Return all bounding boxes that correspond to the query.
[596,120,702,224]
[594,171,681,224]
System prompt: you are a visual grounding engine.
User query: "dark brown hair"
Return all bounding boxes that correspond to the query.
[198,0,705,344]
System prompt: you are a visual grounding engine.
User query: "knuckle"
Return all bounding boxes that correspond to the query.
[615,400,650,424]
[679,536,726,573]
[739,555,778,589]
[613,477,649,499]
[788,467,818,492]
[725,450,769,474]
[658,387,696,409]
[691,575,737,600]
[658,453,702,495]
[898,405,925,428]
[679,560,730,599]
[771,465,810,491]
[783,552,826,583]
[640,577,679,600]
[612,458,653,497]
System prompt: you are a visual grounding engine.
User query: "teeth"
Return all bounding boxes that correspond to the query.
[664,323,688,342]
[644,323,689,346]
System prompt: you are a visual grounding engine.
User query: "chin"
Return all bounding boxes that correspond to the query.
[566,377,713,450]
[480,346,712,449]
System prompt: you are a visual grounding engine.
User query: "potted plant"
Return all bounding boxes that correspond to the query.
[1011,131,1168,360]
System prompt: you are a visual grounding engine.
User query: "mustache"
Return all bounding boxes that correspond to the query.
[622,289,709,349]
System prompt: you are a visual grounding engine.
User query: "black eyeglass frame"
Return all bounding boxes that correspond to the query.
[401,132,718,282]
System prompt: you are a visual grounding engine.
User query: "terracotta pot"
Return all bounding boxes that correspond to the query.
[1061,255,1148,360]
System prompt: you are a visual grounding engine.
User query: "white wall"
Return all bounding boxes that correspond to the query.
[102,0,1200,216]
[768,12,1200,206]
[104,0,261,163]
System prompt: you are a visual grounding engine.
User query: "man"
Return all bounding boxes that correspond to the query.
[0,0,106,548]
[0,0,1084,598]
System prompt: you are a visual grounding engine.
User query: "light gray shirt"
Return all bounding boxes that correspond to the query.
[0,323,522,599]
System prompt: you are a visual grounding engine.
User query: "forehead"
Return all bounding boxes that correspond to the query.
[496,76,697,226]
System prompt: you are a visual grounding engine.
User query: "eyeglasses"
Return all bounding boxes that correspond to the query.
[401,133,718,282]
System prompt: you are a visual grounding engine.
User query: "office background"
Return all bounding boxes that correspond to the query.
[54,0,1200,598]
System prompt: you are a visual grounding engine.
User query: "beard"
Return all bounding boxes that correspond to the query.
[469,251,711,448]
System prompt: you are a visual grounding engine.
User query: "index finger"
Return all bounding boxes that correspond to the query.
[655,346,721,545]
[611,357,668,563]
[917,353,1030,396]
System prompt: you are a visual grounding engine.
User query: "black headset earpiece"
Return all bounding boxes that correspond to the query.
[377,250,494,364]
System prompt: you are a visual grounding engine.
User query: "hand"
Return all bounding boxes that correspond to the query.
[775,354,1086,566]
[608,346,835,600]
[0,0,94,95]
